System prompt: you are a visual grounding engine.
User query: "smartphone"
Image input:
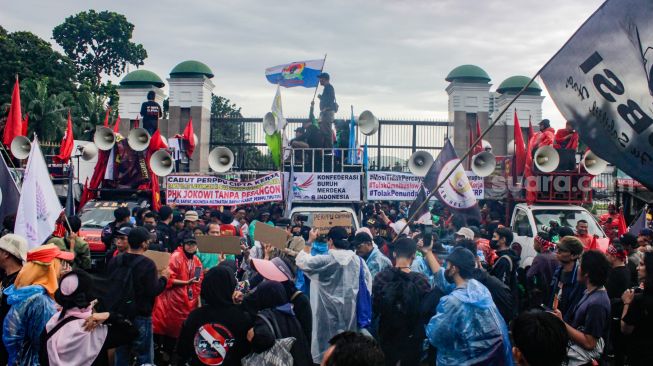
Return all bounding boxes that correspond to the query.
[194,267,201,280]
[539,304,553,312]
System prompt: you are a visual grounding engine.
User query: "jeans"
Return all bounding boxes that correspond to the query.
[115,316,154,366]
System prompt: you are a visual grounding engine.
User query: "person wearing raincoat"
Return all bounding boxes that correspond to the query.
[425,247,513,366]
[3,244,74,366]
[295,227,372,363]
[152,236,203,356]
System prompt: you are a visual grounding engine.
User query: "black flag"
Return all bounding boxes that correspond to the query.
[64,165,75,217]
[0,155,20,228]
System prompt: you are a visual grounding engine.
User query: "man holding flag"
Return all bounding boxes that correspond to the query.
[315,72,336,149]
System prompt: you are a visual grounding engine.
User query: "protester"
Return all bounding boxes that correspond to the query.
[296,226,372,363]
[106,226,169,365]
[246,280,312,365]
[177,262,252,366]
[140,90,163,135]
[547,236,585,320]
[106,225,131,262]
[196,222,224,270]
[353,232,391,280]
[620,251,653,365]
[426,247,514,365]
[48,216,91,270]
[371,237,430,366]
[605,241,631,363]
[637,228,652,251]
[0,234,26,365]
[575,220,598,251]
[152,235,203,360]
[553,120,579,150]
[316,72,336,149]
[552,250,611,365]
[533,119,555,150]
[620,232,641,286]
[600,204,623,242]
[3,244,73,365]
[490,227,520,313]
[39,269,138,366]
[320,331,385,366]
[156,205,176,251]
[527,232,560,309]
[100,207,131,249]
[471,225,496,267]
[511,310,569,366]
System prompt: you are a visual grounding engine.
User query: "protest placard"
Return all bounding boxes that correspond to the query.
[313,212,353,234]
[255,223,289,249]
[143,250,171,272]
[196,235,243,255]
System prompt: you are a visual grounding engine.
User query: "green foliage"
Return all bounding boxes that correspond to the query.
[211,95,242,118]
[52,10,147,87]
[20,78,72,141]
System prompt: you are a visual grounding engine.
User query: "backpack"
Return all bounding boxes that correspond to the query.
[97,254,145,318]
[378,270,421,337]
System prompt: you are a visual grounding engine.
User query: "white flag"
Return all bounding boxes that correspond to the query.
[540,0,653,190]
[271,85,287,131]
[15,137,63,248]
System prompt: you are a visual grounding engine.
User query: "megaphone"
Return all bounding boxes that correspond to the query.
[582,150,608,175]
[10,136,31,159]
[127,128,151,151]
[208,146,234,173]
[358,110,379,136]
[471,151,496,177]
[263,112,278,136]
[80,143,98,161]
[93,126,116,151]
[506,139,515,156]
[481,139,493,153]
[534,145,560,173]
[150,149,174,176]
[408,150,434,176]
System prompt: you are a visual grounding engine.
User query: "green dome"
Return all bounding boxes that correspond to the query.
[445,65,491,83]
[120,70,165,88]
[496,75,542,95]
[170,60,214,78]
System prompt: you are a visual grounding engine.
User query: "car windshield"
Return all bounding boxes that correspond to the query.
[532,209,605,238]
[80,201,136,228]
[291,211,356,235]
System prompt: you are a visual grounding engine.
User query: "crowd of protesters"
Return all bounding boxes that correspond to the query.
[0,199,652,365]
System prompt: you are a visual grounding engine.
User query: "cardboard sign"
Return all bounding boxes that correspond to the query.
[196,235,243,255]
[254,223,289,250]
[313,212,353,234]
[143,250,171,272]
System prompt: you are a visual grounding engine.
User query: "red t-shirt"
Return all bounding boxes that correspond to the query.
[576,234,598,251]
[219,224,238,236]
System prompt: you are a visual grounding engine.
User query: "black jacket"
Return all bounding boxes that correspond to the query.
[106,253,167,316]
[473,268,515,323]
[250,308,312,366]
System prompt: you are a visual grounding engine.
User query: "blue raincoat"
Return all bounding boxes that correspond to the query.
[426,279,514,366]
[364,247,392,279]
[3,285,56,366]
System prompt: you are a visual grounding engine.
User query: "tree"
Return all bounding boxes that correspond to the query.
[20,78,71,142]
[52,10,147,87]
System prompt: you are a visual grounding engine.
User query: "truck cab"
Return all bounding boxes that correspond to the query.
[289,205,360,236]
[510,203,609,268]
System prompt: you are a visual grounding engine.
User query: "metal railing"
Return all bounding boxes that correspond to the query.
[285,147,364,173]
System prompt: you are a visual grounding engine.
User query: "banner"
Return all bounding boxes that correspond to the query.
[166,172,283,206]
[290,172,361,201]
[367,171,483,201]
[540,0,653,190]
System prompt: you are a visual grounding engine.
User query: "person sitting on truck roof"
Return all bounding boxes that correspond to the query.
[47,216,91,270]
[575,220,599,251]
[101,207,131,249]
[547,236,586,322]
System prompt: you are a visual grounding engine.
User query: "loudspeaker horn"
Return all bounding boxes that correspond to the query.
[93,126,116,151]
[10,136,31,159]
[150,149,174,177]
[481,139,493,153]
[582,150,608,175]
[471,151,496,177]
[80,143,98,161]
[127,128,151,152]
[358,110,379,136]
[534,145,560,173]
[408,150,434,177]
[506,139,515,156]
[263,112,278,136]
[208,146,234,173]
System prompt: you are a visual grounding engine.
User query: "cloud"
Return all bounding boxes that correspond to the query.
[0,0,603,126]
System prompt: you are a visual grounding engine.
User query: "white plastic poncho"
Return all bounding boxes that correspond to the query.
[296,249,372,363]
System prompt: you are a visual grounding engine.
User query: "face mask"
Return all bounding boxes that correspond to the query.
[292,232,302,237]
[490,239,500,250]
[444,267,455,284]
[183,248,195,259]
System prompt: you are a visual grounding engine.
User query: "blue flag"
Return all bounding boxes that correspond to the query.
[629,207,647,236]
[348,108,358,164]
[362,137,369,171]
[265,59,325,88]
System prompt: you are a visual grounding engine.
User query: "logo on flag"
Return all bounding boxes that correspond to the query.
[282,62,305,81]
[437,159,477,209]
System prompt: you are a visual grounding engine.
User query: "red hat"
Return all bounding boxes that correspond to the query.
[26,244,74,263]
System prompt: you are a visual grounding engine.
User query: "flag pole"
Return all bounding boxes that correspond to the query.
[395,72,543,241]
[311,53,328,102]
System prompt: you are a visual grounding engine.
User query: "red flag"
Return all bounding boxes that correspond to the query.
[150,172,161,211]
[617,209,627,237]
[113,115,121,133]
[22,113,28,136]
[77,178,92,211]
[472,116,483,155]
[148,129,168,154]
[133,116,140,129]
[182,117,195,158]
[145,130,165,212]
[513,110,526,176]
[528,116,534,141]
[103,108,111,127]
[3,77,23,146]
[54,111,74,163]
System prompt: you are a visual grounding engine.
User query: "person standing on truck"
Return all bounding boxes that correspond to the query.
[547,236,586,321]
[140,90,163,136]
[316,72,336,149]
[47,216,91,270]
[101,207,131,249]
[575,220,599,251]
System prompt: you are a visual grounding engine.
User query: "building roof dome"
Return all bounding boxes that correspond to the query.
[445,65,491,83]
[496,75,542,95]
[170,60,214,78]
[119,69,165,88]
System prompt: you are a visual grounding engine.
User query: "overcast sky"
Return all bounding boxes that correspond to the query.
[1,0,604,126]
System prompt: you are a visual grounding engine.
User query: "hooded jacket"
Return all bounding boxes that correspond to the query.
[490,249,520,289]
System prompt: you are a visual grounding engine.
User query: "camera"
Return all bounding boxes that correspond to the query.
[296,214,308,223]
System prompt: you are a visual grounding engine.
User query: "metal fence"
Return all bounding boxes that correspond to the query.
[210,116,453,171]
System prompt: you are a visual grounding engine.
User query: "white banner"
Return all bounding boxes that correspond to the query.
[540,0,653,189]
[366,171,484,201]
[290,172,361,201]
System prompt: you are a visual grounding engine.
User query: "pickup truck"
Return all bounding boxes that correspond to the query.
[510,203,609,268]
[289,205,360,236]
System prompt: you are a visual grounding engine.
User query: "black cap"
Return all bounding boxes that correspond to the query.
[295,127,306,133]
[115,226,132,237]
[351,232,373,247]
[327,226,349,241]
[539,119,551,128]
[183,236,197,245]
[446,247,476,278]
[317,72,330,80]
[128,227,150,246]
[172,213,184,224]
